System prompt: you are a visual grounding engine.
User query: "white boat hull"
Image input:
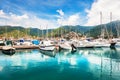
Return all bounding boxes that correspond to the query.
[2,46,16,55]
[59,44,72,50]
[39,46,55,51]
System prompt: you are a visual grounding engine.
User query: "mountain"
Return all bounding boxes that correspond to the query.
[49,20,120,38]
[0,26,53,38]
[0,20,120,38]
[61,25,93,33]
[48,25,93,37]
[86,20,120,38]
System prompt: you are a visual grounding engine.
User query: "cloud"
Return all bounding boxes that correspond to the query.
[57,13,81,25]
[0,10,8,19]
[56,9,64,16]
[0,10,58,29]
[0,9,86,29]
[85,0,120,26]
[56,9,84,26]
[0,10,4,15]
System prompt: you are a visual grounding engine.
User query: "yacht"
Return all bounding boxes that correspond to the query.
[59,39,72,50]
[39,40,55,51]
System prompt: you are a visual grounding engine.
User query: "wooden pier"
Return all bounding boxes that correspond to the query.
[0,45,39,50]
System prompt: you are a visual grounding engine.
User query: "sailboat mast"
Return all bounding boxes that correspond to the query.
[117,22,120,38]
[50,29,52,40]
[100,12,102,25]
[61,26,62,38]
[17,26,19,39]
[37,26,41,38]
[60,21,62,38]
[110,12,113,38]
[29,27,31,38]
[5,10,8,39]
[41,26,43,39]
[46,25,48,39]
[114,21,119,38]
[5,22,7,39]
[39,25,41,38]
[100,12,103,38]
[5,7,9,40]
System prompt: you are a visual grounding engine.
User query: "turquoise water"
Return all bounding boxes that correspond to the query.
[0,48,120,80]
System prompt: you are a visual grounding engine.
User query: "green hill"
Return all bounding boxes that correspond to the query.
[0,26,53,38]
[0,20,120,38]
[86,20,120,38]
[47,25,93,37]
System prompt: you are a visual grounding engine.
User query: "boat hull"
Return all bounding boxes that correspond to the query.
[2,49,16,55]
[39,46,55,51]
[59,44,72,50]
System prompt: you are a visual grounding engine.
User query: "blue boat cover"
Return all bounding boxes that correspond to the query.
[32,40,40,45]
[20,39,24,42]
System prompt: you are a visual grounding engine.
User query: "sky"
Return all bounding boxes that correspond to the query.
[0,0,120,29]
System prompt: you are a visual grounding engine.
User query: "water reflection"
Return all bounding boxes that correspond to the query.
[39,50,56,57]
[0,48,120,80]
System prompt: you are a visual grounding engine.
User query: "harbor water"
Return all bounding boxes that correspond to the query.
[0,48,120,80]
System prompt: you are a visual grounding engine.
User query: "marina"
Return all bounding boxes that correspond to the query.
[0,0,120,80]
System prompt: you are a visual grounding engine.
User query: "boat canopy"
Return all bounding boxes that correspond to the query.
[32,40,40,45]
[6,40,13,45]
[40,40,54,46]
[19,39,24,42]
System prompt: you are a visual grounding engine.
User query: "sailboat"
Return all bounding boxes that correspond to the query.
[93,12,116,48]
[58,27,73,50]
[59,39,72,50]
[109,12,116,48]
[112,21,120,47]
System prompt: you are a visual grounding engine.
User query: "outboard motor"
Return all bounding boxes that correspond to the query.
[71,44,77,51]
[110,42,116,49]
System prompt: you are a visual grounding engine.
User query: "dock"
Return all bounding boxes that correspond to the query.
[0,45,39,50]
